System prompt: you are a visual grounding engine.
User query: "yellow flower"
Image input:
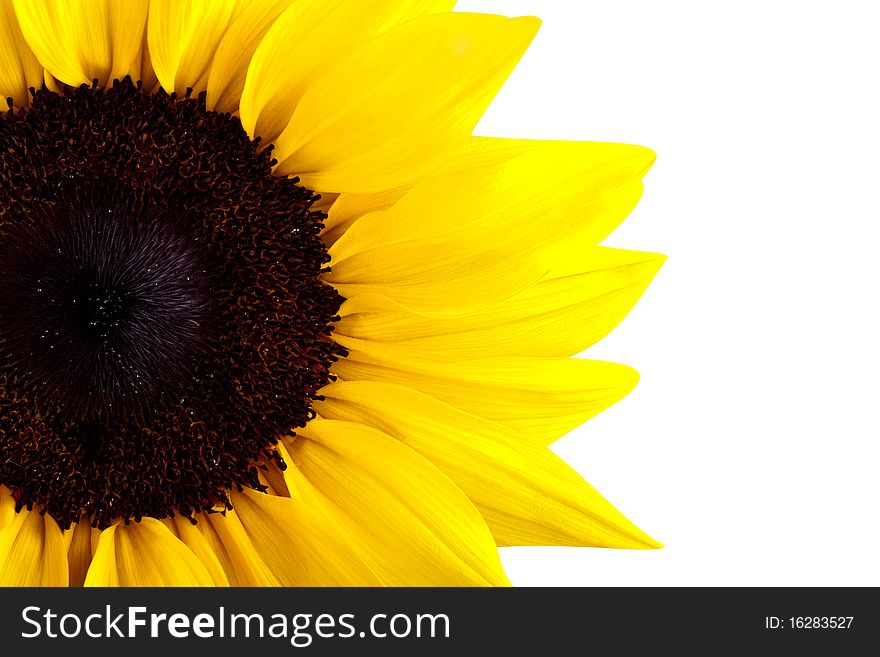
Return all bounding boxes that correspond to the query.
[0,0,664,586]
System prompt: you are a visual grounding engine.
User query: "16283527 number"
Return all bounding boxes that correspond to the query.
[790,617,853,629]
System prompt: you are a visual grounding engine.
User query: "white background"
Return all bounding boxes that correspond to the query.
[457,0,880,586]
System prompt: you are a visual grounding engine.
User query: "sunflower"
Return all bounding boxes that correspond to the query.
[0,0,664,587]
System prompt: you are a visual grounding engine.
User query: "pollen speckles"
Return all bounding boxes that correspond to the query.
[0,180,212,423]
[0,78,345,529]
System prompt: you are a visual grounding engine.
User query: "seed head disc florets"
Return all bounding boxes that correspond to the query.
[0,78,345,529]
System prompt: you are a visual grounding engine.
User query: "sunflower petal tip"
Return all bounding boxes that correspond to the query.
[516,15,542,31]
[639,533,664,550]
[619,363,641,390]
[610,525,662,551]
[643,251,668,273]
[636,146,657,176]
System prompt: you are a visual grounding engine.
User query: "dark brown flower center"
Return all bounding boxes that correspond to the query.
[0,78,345,529]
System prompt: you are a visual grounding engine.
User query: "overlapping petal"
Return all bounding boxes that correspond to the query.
[271,13,539,193]
[331,139,653,259]
[205,0,296,112]
[240,0,458,143]
[64,518,97,587]
[322,187,410,247]
[0,485,13,530]
[0,494,67,586]
[334,248,665,361]
[146,0,239,95]
[325,139,653,313]
[282,420,510,585]
[84,518,217,586]
[0,0,42,105]
[333,349,638,445]
[315,381,659,548]
[231,488,382,586]
[13,0,148,87]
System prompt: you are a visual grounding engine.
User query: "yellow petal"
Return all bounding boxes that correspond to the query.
[200,510,280,586]
[324,138,654,313]
[230,488,380,586]
[273,13,539,193]
[0,484,14,530]
[0,506,68,585]
[310,192,339,216]
[333,350,638,445]
[66,518,95,587]
[84,518,215,586]
[170,517,230,586]
[107,0,150,82]
[259,461,291,498]
[330,139,653,265]
[240,0,457,144]
[391,0,458,19]
[138,23,157,91]
[205,0,295,113]
[147,0,238,95]
[284,419,509,585]
[322,187,410,247]
[325,239,543,316]
[13,0,148,87]
[89,523,101,557]
[168,510,279,587]
[316,381,660,548]
[0,0,42,106]
[335,248,665,361]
